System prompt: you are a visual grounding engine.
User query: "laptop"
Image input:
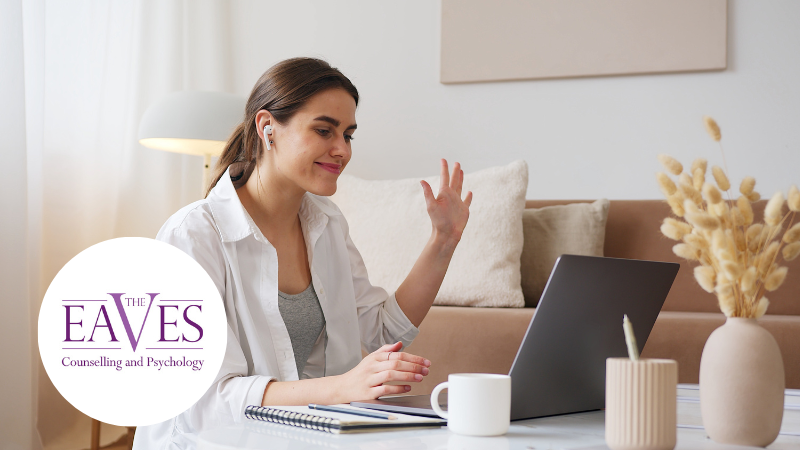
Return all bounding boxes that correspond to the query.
[351,255,679,421]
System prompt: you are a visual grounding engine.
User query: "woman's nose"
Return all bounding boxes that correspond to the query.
[331,136,351,159]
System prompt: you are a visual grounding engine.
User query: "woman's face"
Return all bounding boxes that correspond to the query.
[261,88,357,197]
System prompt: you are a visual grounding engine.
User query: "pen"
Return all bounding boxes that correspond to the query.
[623,314,640,361]
[308,404,397,420]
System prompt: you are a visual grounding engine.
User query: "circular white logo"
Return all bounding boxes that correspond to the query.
[38,237,227,426]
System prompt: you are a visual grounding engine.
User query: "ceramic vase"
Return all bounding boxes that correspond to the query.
[699,317,784,447]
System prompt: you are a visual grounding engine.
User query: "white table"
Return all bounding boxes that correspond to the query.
[197,385,800,450]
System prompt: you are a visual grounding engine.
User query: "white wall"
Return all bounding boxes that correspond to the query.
[0,0,36,447]
[230,0,800,200]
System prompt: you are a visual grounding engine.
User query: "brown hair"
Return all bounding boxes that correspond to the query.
[206,57,359,197]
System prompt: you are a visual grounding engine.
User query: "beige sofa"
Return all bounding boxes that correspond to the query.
[405,200,800,395]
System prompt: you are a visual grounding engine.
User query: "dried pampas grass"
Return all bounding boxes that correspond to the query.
[712,166,731,191]
[666,195,685,217]
[765,192,785,226]
[747,192,762,202]
[718,293,736,317]
[686,211,720,230]
[679,181,703,206]
[654,116,798,318]
[784,223,800,244]
[673,243,700,260]
[721,260,744,281]
[658,154,683,176]
[789,185,800,212]
[694,266,716,293]
[703,183,723,204]
[740,176,756,195]
[758,242,780,276]
[691,158,708,175]
[692,167,705,190]
[704,116,721,141]
[731,207,746,228]
[737,196,754,226]
[657,173,677,196]
[733,224,746,251]
[754,297,769,318]
[661,218,692,240]
[710,229,727,254]
[746,224,764,248]
[764,266,788,291]
[782,242,800,261]
[684,233,709,250]
[740,267,758,294]
[684,198,700,215]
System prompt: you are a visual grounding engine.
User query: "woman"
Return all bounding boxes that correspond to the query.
[133,57,472,449]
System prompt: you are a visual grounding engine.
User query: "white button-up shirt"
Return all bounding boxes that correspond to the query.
[133,167,419,449]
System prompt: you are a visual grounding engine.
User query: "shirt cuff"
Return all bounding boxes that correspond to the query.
[244,375,275,411]
[384,292,420,346]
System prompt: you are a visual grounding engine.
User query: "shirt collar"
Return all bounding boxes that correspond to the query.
[207,165,341,243]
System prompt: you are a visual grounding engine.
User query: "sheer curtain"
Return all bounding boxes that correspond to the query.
[19,0,236,446]
[1,0,36,447]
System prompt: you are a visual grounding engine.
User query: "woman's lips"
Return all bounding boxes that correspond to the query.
[315,162,341,174]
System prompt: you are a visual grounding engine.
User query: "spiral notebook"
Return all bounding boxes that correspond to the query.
[244,405,447,434]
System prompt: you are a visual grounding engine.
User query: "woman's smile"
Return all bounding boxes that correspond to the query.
[315,162,342,174]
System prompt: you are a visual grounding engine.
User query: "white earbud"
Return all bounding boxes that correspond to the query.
[263,125,273,150]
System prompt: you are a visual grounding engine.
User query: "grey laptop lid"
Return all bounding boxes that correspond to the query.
[508,254,678,420]
[352,255,679,421]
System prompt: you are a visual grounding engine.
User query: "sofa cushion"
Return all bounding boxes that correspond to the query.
[332,160,527,307]
[520,199,609,307]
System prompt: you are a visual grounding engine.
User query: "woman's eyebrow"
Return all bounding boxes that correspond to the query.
[314,115,357,131]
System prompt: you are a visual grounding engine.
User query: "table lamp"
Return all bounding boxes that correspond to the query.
[138,91,246,194]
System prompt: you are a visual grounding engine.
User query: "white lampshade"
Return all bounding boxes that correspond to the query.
[138,91,246,156]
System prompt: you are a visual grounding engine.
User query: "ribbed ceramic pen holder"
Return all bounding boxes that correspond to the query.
[605,358,678,450]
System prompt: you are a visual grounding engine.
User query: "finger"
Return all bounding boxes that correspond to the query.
[439,159,449,193]
[375,341,402,353]
[420,180,435,208]
[450,161,460,186]
[371,370,424,386]
[373,341,403,359]
[453,163,463,196]
[382,359,430,375]
[372,385,411,397]
[388,351,431,367]
[464,191,473,208]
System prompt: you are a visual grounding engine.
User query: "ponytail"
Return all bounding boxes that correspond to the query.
[206,123,255,197]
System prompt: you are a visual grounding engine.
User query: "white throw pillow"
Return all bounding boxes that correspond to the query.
[331,160,528,307]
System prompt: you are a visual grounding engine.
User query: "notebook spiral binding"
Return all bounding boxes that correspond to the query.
[245,405,341,433]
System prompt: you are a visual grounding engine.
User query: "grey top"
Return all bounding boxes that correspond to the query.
[278,282,326,378]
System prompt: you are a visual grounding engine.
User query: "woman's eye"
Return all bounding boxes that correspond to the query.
[316,129,330,136]
[345,134,354,142]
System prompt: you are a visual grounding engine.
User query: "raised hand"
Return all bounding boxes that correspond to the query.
[336,342,431,401]
[420,159,473,243]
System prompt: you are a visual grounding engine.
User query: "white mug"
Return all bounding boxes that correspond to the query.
[430,373,511,436]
